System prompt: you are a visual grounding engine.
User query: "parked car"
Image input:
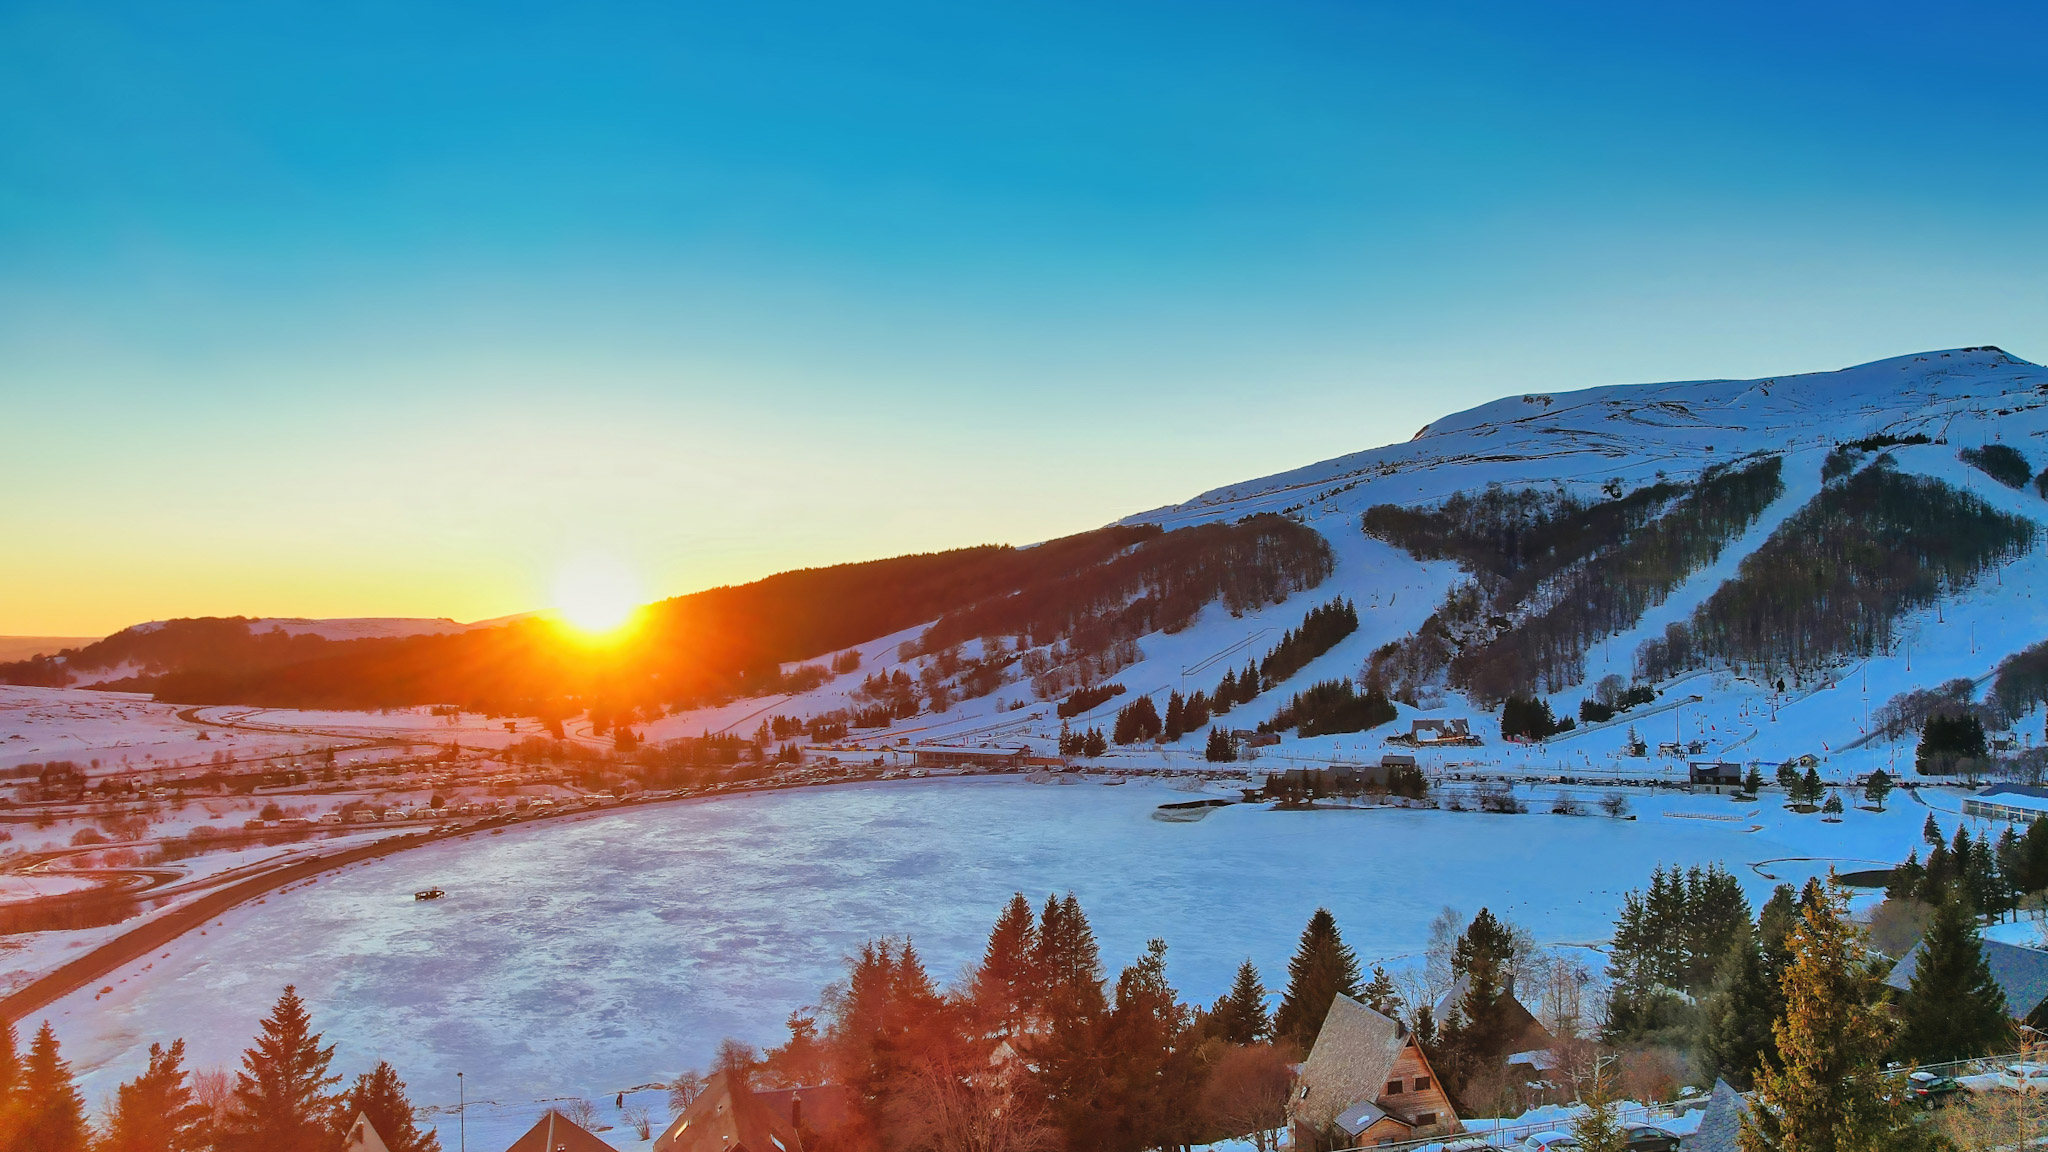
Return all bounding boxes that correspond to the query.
[1622,1124,1680,1151]
[1908,1070,1969,1108]
[1999,1063,2048,1094]
[1520,1134,1583,1152]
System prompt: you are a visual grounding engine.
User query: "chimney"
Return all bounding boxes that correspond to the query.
[791,1093,804,1132]
[1504,973,1515,1000]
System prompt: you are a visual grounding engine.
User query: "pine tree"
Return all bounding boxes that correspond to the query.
[1204,727,1236,762]
[100,1039,213,1152]
[1438,910,1523,1099]
[1210,960,1270,1045]
[220,986,342,1152]
[1885,851,1924,902]
[1895,893,2011,1063]
[0,1019,19,1145]
[1163,691,1187,742]
[331,1062,439,1152]
[14,1022,87,1152]
[1101,939,1196,1152]
[1698,927,1776,1089]
[1799,766,1822,805]
[1739,886,1913,1152]
[1034,893,1107,1021]
[1360,964,1405,1022]
[1821,791,1843,817]
[1756,884,1798,981]
[1272,908,1361,1051]
[1570,1066,1628,1152]
[1862,770,1892,811]
[974,893,1042,1033]
[1923,811,1942,848]
[1083,728,1108,757]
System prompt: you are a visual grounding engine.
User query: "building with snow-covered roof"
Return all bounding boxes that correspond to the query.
[908,744,1028,769]
[1962,785,2048,824]
[1290,994,1460,1147]
[1885,936,2048,1023]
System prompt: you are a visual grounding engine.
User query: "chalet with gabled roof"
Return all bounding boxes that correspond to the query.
[343,1112,393,1152]
[503,1109,618,1152]
[654,1072,808,1152]
[1290,995,1460,1148]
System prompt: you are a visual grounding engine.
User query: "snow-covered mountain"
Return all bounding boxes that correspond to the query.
[647,346,2048,779]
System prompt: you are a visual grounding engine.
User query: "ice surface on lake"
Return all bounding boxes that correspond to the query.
[43,777,1933,1134]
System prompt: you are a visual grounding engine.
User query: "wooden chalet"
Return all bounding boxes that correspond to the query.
[503,1110,619,1152]
[654,1072,808,1152]
[1290,995,1460,1148]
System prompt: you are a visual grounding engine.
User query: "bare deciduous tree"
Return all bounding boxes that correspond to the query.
[1200,1043,1293,1152]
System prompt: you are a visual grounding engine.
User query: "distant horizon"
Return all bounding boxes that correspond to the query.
[7,1,2046,634]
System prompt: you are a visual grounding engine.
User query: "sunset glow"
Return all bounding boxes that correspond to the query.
[551,555,644,637]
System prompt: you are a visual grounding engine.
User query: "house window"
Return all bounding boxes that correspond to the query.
[1416,1113,1437,1127]
[1414,1075,1431,1092]
[1385,1079,1402,1096]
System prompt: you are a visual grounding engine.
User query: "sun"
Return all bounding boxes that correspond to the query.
[551,555,645,637]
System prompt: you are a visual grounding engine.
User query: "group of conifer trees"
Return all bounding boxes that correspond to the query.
[1260,679,1396,737]
[1886,811,2048,922]
[1601,853,2021,1106]
[1055,722,1108,758]
[1208,596,1359,719]
[2,986,437,1152]
[1104,690,1218,747]
[735,893,1308,1152]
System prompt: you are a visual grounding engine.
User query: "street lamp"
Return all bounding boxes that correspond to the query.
[457,1072,465,1152]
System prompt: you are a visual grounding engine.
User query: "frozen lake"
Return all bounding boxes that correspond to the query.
[40,776,1936,1144]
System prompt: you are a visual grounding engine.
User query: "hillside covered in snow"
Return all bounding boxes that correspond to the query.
[11,346,2048,781]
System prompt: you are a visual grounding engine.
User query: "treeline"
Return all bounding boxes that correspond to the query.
[0,986,440,1152]
[1056,682,1124,719]
[1261,680,1395,737]
[731,893,1320,1152]
[1678,458,2036,681]
[1208,595,1358,717]
[1993,639,2048,724]
[0,524,1166,714]
[1366,458,1784,705]
[1887,812,2048,924]
[1959,443,2034,491]
[918,515,1333,678]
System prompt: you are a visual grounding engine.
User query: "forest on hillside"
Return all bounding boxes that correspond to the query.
[1670,456,2037,682]
[0,517,1330,723]
[1365,457,1785,705]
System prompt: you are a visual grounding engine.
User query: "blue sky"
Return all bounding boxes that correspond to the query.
[4,0,2046,633]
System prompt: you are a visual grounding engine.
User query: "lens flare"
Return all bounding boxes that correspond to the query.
[551,555,643,636]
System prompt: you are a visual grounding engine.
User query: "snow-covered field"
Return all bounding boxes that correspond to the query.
[35,775,1956,1146]
[0,686,337,774]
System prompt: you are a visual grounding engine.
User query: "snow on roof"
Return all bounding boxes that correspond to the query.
[1972,786,2048,813]
[1334,1100,1389,1136]
[1292,994,1407,1133]
[1886,937,2048,1018]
